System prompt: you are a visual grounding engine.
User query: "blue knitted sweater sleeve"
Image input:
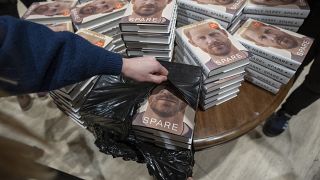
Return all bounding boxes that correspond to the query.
[0,16,123,94]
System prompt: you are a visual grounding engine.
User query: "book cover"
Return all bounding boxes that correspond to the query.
[244,0,310,18]
[120,0,176,24]
[22,1,74,20]
[76,29,113,48]
[233,19,314,70]
[46,21,74,32]
[132,84,196,140]
[177,0,247,22]
[70,0,128,25]
[176,19,249,77]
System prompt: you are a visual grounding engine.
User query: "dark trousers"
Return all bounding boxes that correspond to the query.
[280,4,320,116]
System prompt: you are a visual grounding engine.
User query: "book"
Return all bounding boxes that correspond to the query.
[203,74,244,93]
[176,19,250,77]
[201,92,238,110]
[244,0,310,18]
[244,14,304,27]
[248,61,289,84]
[120,0,177,33]
[132,84,196,144]
[22,1,75,24]
[233,19,314,70]
[177,8,229,29]
[250,54,295,78]
[202,87,239,104]
[46,21,74,32]
[245,75,279,94]
[177,0,247,22]
[76,29,113,49]
[202,82,242,99]
[245,67,282,89]
[70,0,128,29]
[175,45,246,85]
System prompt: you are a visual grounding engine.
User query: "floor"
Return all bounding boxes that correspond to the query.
[1,2,319,180]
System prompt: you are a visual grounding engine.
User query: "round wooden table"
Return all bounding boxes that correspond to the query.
[193,80,294,150]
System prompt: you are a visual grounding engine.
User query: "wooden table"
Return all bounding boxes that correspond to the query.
[193,80,293,150]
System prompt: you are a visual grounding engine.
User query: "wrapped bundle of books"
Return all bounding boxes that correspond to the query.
[176,0,246,30]
[50,30,114,126]
[70,0,129,54]
[119,0,178,61]
[175,19,250,110]
[240,0,310,32]
[233,19,313,94]
[22,0,78,24]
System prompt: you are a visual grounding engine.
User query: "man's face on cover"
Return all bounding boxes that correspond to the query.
[251,0,296,6]
[148,85,186,118]
[79,0,117,16]
[187,24,232,56]
[132,0,170,17]
[243,24,298,49]
[34,2,70,16]
[195,0,235,5]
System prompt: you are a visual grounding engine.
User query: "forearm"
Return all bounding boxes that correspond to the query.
[0,16,123,94]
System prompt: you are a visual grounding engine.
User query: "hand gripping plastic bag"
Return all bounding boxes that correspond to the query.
[79,61,202,180]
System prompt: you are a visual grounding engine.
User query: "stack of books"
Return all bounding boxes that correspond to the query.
[70,0,129,54]
[175,19,250,110]
[22,0,78,24]
[176,0,246,30]
[233,19,314,94]
[240,0,310,32]
[119,0,178,61]
[50,30,114,126]
[132,84,196,150]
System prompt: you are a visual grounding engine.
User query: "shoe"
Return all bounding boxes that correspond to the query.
[263,110,292,137]
[17,95,33,111]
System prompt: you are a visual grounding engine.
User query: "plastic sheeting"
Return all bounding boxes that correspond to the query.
[80,61,202,180]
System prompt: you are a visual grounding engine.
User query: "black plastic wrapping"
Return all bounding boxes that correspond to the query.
[80,61,202,180]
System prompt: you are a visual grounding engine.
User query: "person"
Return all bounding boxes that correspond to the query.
[29,1,72,17]
[0,16,168,95]
[240,21,312,62]
[122,0,172,24]
[262,0,320,137]
[132,85,193,136]
[76,0,121,19]
[183,22,249,68]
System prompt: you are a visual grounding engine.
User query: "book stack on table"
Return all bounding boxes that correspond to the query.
[119,0,178,61]
[175,19,250,110]
[233,19,314,94]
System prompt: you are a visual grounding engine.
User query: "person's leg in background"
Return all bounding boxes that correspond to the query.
[263,2,320,136]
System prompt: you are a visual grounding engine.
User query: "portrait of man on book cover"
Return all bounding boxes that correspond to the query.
[192,0,246,14]
[183,21,249,70]
[122,0,173,24]
[249,0,308,8]
[71,0,127,23]
[28,2,72,17]
[239,20,313,62]
[132,85,195,137]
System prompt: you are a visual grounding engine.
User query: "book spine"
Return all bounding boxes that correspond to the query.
[175,34,211,76]
[239,41,300,70]
[248,62,289,84]
[250,54,295,78]
[243,6,310,18]
[177,8,229,29]
[244,14,304,27]
[245,67,282,89]
[177,0,233,21]
[245,75,279,94]
[176,16,198,25]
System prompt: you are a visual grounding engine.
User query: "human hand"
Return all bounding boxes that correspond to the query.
[121,56,168,84]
